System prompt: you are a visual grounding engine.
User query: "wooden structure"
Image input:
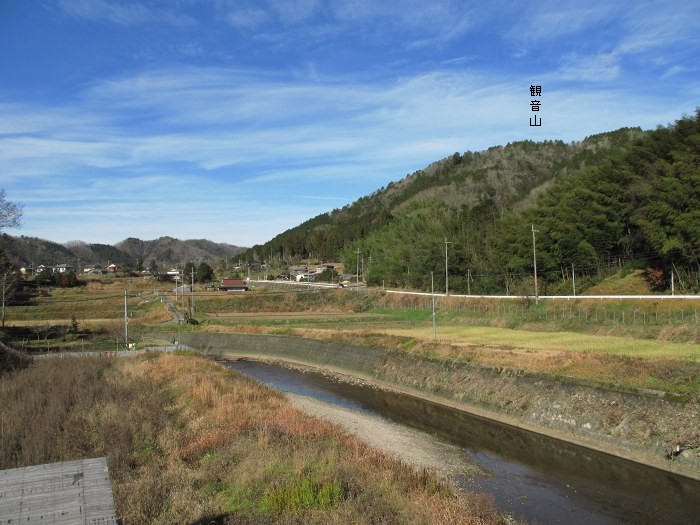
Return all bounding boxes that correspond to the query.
[219,278,248,291]
[0,457,118,524]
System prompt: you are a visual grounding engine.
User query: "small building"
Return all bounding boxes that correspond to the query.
[107,263,121,273]
[83,264,103,274]
[220,278,248,292]
[54,264,76,274]
[166,268,182,280]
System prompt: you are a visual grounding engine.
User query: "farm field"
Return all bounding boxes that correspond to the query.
[4,277,699,394]
[3,275,699,523]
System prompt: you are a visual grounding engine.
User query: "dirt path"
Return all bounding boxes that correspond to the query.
[284,392,482,481]
[160,293,185,323]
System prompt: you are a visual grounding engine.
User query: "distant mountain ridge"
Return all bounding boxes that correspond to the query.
[0,235,246,270]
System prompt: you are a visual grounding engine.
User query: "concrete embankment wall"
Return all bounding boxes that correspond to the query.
[159,331,699,480]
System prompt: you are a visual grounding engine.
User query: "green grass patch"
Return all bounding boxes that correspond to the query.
[259,476,343,514]
[382,325,700,361]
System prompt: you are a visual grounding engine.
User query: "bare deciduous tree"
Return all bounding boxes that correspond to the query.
[0,189,22,232]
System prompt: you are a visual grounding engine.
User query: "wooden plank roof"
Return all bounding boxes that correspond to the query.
[0,457,118,524]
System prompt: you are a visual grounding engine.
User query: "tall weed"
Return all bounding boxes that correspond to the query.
[0,353,506,525]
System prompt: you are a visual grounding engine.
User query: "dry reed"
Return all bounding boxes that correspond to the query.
[0,352,509,524]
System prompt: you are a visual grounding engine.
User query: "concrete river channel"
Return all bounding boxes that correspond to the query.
[223,358,700,525]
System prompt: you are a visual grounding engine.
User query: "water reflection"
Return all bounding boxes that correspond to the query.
[224,359,700,525]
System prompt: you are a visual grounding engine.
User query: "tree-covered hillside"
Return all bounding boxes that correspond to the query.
[247,110,700,294]
[245,126,643,263]
[490,111,700,294]
[0,235,246,271]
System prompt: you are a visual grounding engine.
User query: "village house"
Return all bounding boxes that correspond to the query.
[54,264,76,274]
[19,265,35,276]
[219,278,248,292]
[83,264,103,274]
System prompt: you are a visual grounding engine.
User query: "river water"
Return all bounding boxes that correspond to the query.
[223,359,700,525]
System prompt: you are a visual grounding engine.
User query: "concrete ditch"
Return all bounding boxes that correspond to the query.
[155,331,699,481]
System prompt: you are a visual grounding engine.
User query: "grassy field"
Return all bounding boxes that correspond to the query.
[0,352,504,525]
[3,276,699,393]
[182,286,700,395]
[380,325,700,361]
[2,276,699,522]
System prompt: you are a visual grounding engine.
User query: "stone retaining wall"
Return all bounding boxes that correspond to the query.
[157,331,699,480]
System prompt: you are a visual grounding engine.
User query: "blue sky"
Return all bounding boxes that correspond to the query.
[1,0,698,247]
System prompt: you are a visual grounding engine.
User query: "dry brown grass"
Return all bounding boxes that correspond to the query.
[0,353,508,524]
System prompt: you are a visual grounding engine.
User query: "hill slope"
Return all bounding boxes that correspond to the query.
[247,110,700,295]
[0,235,246,270]
[246,127,643,263]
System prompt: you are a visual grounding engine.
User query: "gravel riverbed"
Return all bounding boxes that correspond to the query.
[284,392,484,481]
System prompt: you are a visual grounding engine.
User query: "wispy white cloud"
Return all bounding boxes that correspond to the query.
[4,65,683,197]
[298,195,351,201]
[616,3,700,55]
[660,65,690,80]
[224,7,270,30]
[55,0,196,26]
[556,52,620,82]
[215,0,478,52]
[267,0,321,24]
[508,3,618,44]
[21,189,325,246]
[3,0,699,247]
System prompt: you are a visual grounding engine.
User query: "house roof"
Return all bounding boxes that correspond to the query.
[221,278,246,286]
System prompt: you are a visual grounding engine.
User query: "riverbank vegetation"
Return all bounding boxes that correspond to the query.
[3,275,698,395]
[166,285,699,396]
[0,351,506,524]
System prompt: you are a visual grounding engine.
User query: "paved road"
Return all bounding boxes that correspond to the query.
[32,346,179,360]
[249,280,700,300]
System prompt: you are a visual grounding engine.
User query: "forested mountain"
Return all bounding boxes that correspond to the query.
[116,237,245,268]
[0,235,246,270]
[246,111,700,294]
[246,127,643,263]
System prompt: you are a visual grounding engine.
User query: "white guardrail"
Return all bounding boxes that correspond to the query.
[247,280,700,300]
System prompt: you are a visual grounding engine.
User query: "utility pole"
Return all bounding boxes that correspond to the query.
[356,248,360,291]
[431,272,436,340]
[191,267,195,317]
[671,268,675,296]
[572,263,576,297]
[444,237,451,296]
[532,225,539,304]
[1,273,6,329]
[467,269,472,296]
[124,290,128,350]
